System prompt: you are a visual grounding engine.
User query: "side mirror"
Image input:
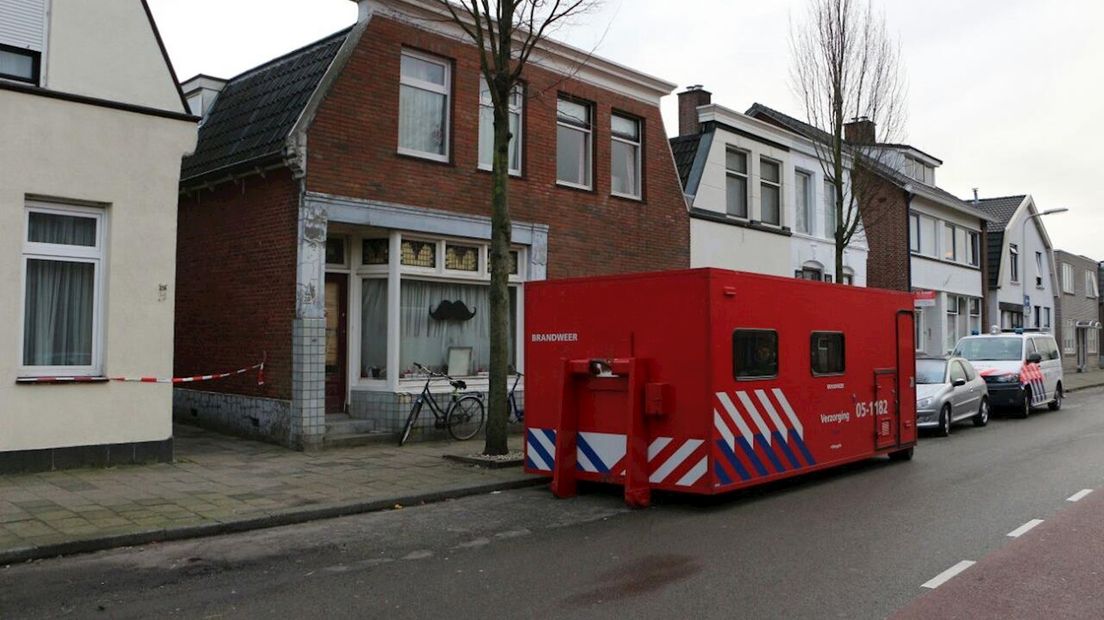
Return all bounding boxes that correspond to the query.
[1027,353,1042,364]
[953,378,967,388]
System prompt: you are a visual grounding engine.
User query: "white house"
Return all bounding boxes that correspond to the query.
[0,0,197,472]
[671,87,867,285]
[973,195,1057,333]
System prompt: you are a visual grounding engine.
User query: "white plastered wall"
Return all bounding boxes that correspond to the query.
[0,91,195,451]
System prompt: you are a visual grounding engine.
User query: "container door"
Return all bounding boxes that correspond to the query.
[896,310,917,446]
[874,371,898,450]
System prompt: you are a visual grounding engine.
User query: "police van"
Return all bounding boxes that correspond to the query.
[952,329,1064,418]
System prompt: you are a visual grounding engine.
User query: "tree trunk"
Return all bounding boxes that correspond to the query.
[484,94,512,456]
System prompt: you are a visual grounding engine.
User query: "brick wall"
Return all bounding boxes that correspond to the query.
[305,15,689,278]
[174,169,299,400]
[859,173,910,292]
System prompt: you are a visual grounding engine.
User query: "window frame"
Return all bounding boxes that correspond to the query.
[555,95,594,190]
[759,156,782,226]
[0,43,41,85]
[967,231,980,267]
[397,49,452,162]
[810,331,846,376]
[732,329,779,381]
[19,202,107,377]
[795,169,813,234]
[1087,270,1099,298]
[725,147,750,219]
[1009,244,1020,283]
[477,78,523,176]
[943,222,957,262]
[908,212,920,253]
[610,112,643,200]
[1062,262,1075,294]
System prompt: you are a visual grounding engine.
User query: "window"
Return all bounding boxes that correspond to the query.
[477,80,522,174]
[1043,306,1051,330]
[1087,271,1099,298]
[398,50,451,160]
[943,223,957,261]
[949,361,967,384]
[610,113,642,199]
[360,278,388,379]
[823,180,837,241]
[1035,252,1044,287]
[946,296,960,352]
[841,270,854,285]
[1034,305,1041,329]
[444,243,479,272]
[760,158,781,226]
[969,298,982,337]
[1064,319,1076,354]
[732,330,778,379]
[556,97,592,188]
[485,249,520,275]
[909,212,920,252]
[920,215,937,257]
[1090,328,1099,355]
[401,239,437,268]
[796,171,812,234]
[1062,262,1074,294]
[400,280,516,375]
[968,231,980,267]
[0,44,40,84]
[811,332,845,375]
[725,149,749,218]
[1009,244,1020,282]
[21,205,104,375]
[362,238,390,265]
[325,237,347,266]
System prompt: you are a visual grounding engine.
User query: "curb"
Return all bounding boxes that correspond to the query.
[1065,382,1104,393]
[0,477,547,566]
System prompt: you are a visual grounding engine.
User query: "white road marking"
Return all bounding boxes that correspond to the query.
[1007,519,1044,538]
[1067,489,1093,502]
[921,560,975,589]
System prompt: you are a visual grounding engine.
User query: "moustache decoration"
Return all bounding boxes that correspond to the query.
[429,299,477,321]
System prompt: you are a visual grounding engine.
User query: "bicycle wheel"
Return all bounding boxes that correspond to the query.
[447,395,485,441]
[399,400,423,446]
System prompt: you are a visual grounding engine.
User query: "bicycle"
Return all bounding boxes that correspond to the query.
[399,363,486,446]
[508,372,524,423]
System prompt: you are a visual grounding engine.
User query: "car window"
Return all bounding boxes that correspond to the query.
[733,329,778,379]
[961,360,976,381]
[1025,339,1038,359]
[1046,337,1060,360]
[916,359,947,384]
[949,361,967,383]
[953,337,1022,361]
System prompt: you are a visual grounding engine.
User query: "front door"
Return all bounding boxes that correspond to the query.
[325,274,348,414]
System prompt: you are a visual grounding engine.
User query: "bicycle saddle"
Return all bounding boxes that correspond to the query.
[450,379,467,390]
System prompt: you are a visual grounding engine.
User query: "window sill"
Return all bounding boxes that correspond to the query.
[555,181,594,193]
[476,165,523,178]
[396,149,451,166]
[16,376,110,385]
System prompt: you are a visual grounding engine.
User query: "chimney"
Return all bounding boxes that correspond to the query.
[972,188,979,205]
[844,116,876,144]
[678,85,712,136]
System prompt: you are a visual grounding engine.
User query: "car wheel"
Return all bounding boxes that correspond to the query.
[937,404,952,437]
[1049,384,1063,411]
[973,397,990,427]
[1015,389,1031,419]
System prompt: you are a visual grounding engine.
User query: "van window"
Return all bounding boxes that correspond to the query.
[1025,339,1038,359]
[1044,337,1060,360]
[811,332,845,375]
[733,330,778,379]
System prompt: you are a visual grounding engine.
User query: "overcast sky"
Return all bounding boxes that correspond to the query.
[148,0,1102,259]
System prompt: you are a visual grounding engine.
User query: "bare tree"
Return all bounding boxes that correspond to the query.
[790,0,907,280]
[433,0,598,455]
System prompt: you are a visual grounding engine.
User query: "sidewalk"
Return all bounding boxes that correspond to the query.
[0,425,537,565]
[1063,367,1104,392]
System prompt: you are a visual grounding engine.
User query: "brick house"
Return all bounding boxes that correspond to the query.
[0,0,196,472]
[1053,250,1101,372]
[174,0,689,450]
[742,105,990,354]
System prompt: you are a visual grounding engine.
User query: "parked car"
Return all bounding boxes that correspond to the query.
[952,330,1064,418]
[915,356,990,436]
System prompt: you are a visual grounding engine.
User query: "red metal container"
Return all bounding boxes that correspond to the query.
[524,268,917,507]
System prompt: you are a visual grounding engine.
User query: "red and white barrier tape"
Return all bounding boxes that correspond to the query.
[17,358,265,385]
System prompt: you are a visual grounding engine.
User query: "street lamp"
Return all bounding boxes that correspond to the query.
[1020,207,1069,329]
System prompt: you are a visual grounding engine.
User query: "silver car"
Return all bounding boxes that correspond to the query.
[915,356,990,436]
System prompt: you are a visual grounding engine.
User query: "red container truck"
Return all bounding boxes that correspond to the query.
[524,268,917,507]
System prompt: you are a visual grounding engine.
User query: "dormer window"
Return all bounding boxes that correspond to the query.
[903,156,934,185]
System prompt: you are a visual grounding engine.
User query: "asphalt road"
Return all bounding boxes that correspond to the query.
[4,387,1104,619]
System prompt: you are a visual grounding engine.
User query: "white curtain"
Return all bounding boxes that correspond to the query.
[360,279,388,379]
[612,141,637,196]
[23,259,95,366]
[399,280,516,376]
[399,85,446,155]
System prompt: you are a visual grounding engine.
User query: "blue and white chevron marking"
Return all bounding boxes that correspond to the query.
[526,428,557,471]
[713,388,816,486]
